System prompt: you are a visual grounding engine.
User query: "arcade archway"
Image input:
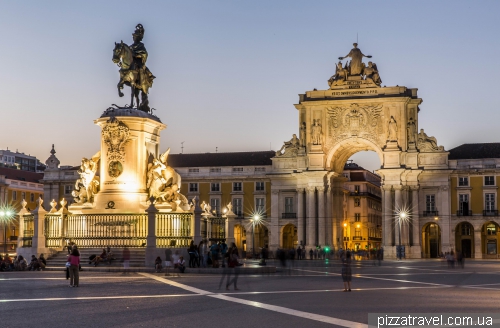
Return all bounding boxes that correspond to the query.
[481,221,500,259]
[422,222,441,258]
[455,221,474,258]
[281,223,297,249]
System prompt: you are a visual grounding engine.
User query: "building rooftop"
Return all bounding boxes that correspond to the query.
[0,167,44,183]
[448,143,500,160]
[168,151,275,168]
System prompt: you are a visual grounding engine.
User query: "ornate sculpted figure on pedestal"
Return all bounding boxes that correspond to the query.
[407,118,417,144]
[102,117,130,179]
[200,201,212,216]
[299,122,307,147]
[363,62,382,86]
[72,152,101,204]
[112,24,156,113]
[275,134,300,157]
[311,119,323,145]
[387,116,398,141]
[417,129,444,151]
[338,43,372,76]
[147,148,189,209]
[328,61,349,87]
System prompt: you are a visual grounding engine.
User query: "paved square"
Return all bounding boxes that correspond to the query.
[2,259,500,328]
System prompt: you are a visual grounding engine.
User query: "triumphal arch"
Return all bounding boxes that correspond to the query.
[271,43,451,258]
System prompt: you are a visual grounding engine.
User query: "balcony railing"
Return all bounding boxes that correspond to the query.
[457,210,472,216]
[483,210,498,216]
[282,213,297,219]
[352,236,363,241]
[423,210,439,217]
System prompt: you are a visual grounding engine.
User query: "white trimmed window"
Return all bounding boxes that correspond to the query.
[210,198,220,215]
[189,183,198,192]
[426,195,436,212]
[256,197,265,213]
[284,197,293,213]
[233,182,242,192]
[255,182,265,191]
[210,167,221,173]
[233,198,243,216]
[355,213,361,222]
[458,177,468,186]
[210,183,220,192]
[12,191,17,201]
[485,193,495,211]
[30,193,35,202]
[21,192,26,200]
[64,185,73,195]
[485,176,495,186]
[354,198,360,207]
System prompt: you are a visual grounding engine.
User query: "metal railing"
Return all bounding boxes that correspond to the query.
[156,213,193,248]
[483,210,498,216]
[44,214,63,248]
[423,211,439,217]
[457,210,472,216]
[21,214,34,248]
[66,213,148,248]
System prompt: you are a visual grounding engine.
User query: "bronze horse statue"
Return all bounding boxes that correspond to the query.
[112,41,154,112]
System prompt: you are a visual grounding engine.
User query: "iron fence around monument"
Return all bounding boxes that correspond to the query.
[21,214,34,248]
[156,213,192,248]
[44,214,63,248]
[66,213,148,248]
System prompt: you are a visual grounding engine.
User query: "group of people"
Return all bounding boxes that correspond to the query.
[89,247,116,266]
[0,254,46,271]
[444,250,465,268]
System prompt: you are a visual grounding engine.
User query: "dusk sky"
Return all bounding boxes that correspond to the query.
[2,1,499,172]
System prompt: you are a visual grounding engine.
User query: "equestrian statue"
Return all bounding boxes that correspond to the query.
[112,24,155,113]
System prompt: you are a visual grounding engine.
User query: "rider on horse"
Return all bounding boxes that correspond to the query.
[129,24,155,93]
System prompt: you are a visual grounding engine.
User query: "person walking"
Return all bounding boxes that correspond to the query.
[188,240,196,268]
[68,246,81,287]
[122,247,130,274]
[342,252,352,292]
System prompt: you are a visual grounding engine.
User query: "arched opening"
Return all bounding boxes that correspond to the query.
[455,221,474,258]
[248,223,268,254]
[234,224,246,252]
[481,221,500,259]
[422,223,441,258]
[281,223,297,249]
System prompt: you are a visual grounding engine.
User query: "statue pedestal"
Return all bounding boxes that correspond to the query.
[92,108,166,212]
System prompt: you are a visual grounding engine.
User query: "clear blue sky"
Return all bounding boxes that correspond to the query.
[1,1,499,172]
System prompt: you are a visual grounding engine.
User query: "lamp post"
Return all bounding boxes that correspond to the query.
[343,222,348,253]
[397,211,408,260]
[252,214,261,259]
[0,206,15,255]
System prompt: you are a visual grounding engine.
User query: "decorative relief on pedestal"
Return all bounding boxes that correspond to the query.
[326,103,383,147]
[417,129,444,152]
[72,152,101,205]
[146,148,189,210]
[102,116,130,178]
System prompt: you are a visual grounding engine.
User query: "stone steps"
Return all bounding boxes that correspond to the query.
[48,248,146,267]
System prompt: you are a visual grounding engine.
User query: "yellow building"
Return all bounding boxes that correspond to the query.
[341,163,382,252]
[0,167,44,253]
[449,143,500,258]
[169,151,274,253]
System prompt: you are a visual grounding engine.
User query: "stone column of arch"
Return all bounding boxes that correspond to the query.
[411,186,421,250]
[474,228,482,259]
[326,184,333,247]
[394,185,403,248]
[382,185,394,252]
[317,186,326,246]
[401,186,410,246]
[270,190,280,250]
[306,186,316,249]
[296,188,305,246]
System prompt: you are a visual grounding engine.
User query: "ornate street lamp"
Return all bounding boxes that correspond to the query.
[343,222,348,252]
[252,214,261,259]
[0,204,15,254]
[395,208,410,260]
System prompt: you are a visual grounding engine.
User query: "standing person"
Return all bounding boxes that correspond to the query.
[341,252,352,292]
[122,247,130,274]
[188,240,196,268]
[225,243,240,290]
[309,248,313,260]
[210,242,220,268]
[154,256,162,273]
[68,246,80,287]
[198,240,207,268]
[220,240,228,268]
